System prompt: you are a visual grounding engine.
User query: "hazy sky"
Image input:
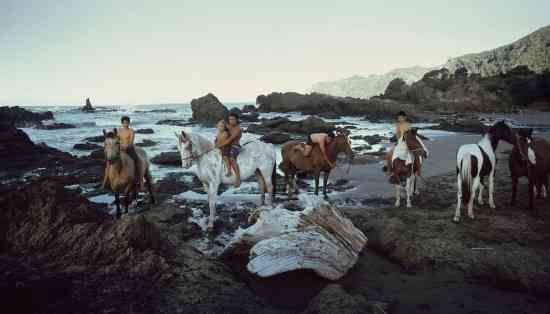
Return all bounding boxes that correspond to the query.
[1,0,549,105]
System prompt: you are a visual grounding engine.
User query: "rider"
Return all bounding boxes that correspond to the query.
[384,110,410,174]
[215,119,232,177]
[216,112,242,188]
[298,129,336,169]
[118,116,141,188]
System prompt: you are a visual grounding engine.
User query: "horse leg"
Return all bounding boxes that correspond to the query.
[255,169,267,205]
[542,175,548,198]
[207,184,219,231]
[260,166,274,206]
[528,179,535,212]
[394,184,401,207]
[323,171,330,198]
[454,174,462,222]
[468,177,480,219]
[124,189,132,214]
[511,175,518,205]
[478,181,485,206]
[115,192,121,219]
[146,170,156,205]
[488,171,495,209]
[314,172,320,196]
[406,176,413,208]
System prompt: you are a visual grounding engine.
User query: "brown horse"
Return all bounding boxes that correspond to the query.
[102,129,155,218]
[389,128,428,208]
[511,128,550,214]
[280,133,353,198]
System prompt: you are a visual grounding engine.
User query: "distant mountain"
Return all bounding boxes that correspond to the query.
[444,25,550,76]
[308,66,434,99]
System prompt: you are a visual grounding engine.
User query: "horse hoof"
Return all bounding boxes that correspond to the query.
[452,218,460,223]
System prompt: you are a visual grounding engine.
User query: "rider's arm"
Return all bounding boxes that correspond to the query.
[217,128,241,148]
[318,140,334,168]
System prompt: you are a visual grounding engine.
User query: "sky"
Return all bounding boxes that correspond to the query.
[1,0,549,106]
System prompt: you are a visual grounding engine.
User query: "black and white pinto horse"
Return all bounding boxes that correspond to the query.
[175,131,277,230]
[454,121,516,222]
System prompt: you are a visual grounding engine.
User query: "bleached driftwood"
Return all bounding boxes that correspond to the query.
[223,197,367,280]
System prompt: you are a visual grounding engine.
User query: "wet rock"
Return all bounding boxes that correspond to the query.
[303,284,370,314]
[260,132,292,144]
[428,118,486,133]
[36,122,76,130]
[155,173,194,195]
[89,149,104,160]
[191,93,229,126]
[83,135,105,143]
[0,106,54,127]
[136,128,155,134]
[248,116,335,136]
[151,152,180,166]
[353,144,372,152]
[73,142,102,151]
[242,104,258,113]
[136,139,157,147]
[80,97,95,112]
[181,222,202,241]
[156,119,192,127]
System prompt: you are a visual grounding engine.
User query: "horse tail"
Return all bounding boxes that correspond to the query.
[460,154,475,204]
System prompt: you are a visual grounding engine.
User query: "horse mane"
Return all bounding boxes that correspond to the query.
[188,132,215,153]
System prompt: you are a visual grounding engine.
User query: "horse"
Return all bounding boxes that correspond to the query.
[511,128,550,214]
[102,129,155,218]
[389,128,429,208]
[279,132,353,198]
[175,130,277,230]
[453,120,516,222]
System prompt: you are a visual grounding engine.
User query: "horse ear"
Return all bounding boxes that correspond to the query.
[113,128,118,135]
[411,127,418,134]
[102,129,106,136]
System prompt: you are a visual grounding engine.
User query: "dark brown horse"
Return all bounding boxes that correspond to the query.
[511,128,550,214]
[389,128,428,208]
[280,133,353,198]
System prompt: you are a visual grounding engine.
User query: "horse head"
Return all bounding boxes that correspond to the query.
[332,130,354,157]
[488,120,516,147]
[403,128,427,158]
[103,128,121,164]
[516,128,536,166]
[175,130,193,169]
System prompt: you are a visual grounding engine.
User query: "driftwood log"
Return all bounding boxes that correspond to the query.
[223,197,367,280]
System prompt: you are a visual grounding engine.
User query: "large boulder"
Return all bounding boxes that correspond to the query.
[0,124,75,172]
[136,128,155,134]
[136,139,157,147]
[190,93,229,125]
[303,284,372,314]
[0,106,54,127]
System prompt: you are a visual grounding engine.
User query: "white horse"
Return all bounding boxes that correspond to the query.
[454,121,516,222]
[175,130,277,230]
[391,128,429,208]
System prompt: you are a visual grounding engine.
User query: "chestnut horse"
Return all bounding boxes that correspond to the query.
[280,133,353,198]
[511,128,550,214]
[389,128,428,208]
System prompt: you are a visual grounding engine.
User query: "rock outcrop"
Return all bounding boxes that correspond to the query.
[0,106,54,127]
[36,122,76,130]
[256,92,414,119]
[309,66,434,99]
[151,152,180,166]
[383,66,550,112]
[247,116,335,136]
[190,93,229,125]
[444,25,550,77]
[81,97,95,112]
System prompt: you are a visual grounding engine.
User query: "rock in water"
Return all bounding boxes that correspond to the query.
[36,122,76,130]
[136,128,155,134]
[260,132,292,144]
[190,93,229,125]
[73,142,102,150]
[0,106,54,127]
[223,197,367,280]
[81,97,95,112]
[151,151,181,166]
